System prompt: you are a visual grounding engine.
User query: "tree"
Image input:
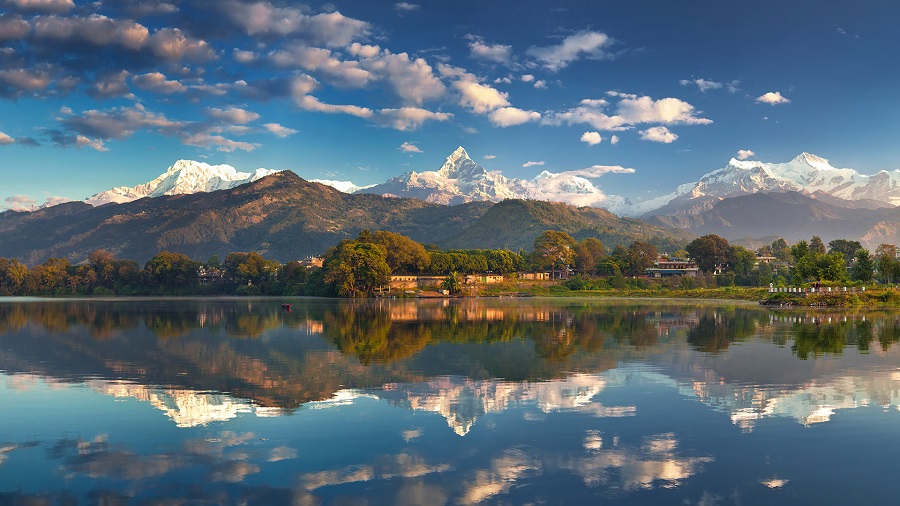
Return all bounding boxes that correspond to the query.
[372,230,430,274]
[144,251,199,294]
[818,251,847,282]
[810,236,826,255]
[532,231,576,278]
[790,240,810,263]
[828,239,863,264]
[324,241,391,297]
[575,238,605,275]
[625,241,658,277]
[731,246,756,278]
[875,244,899,284]
[441,271,462,295]
[771,238,791,261]
[686,235,732,273]
[852,249,874,283]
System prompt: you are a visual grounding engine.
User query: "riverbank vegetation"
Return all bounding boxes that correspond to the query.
[2,228,900,305]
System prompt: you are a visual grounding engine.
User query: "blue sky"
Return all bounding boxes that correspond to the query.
[1,0,898,210]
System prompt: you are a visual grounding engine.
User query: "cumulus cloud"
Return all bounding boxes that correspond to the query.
[0,68,51,93]
[523,161,545,168]
[639,126,678,143]
[149,27,216,62]
[0,14,31,40]
[610,135,619,145]
[679,78,722,92]
[394,2,420,12]
[737,149,755,160]
[533,79,547,89]
[580,131,602,145]
[88,70,131,98]
[220,2,370,47]
[3,194,37,211]
[132,72,186,94]
[33,14,150,50]
[345,47,446,105]
[545,93,711,132]
[399,141,422,153]
[565,165,635,177]
[263,123,297,137]
[268,44,372,88]
[297,95,373,118]
[377,107,451,130]
[521,74,534,83]
[756,91,790,105]
[456,79,509,113]
[6,0,74,13]
[0,131,14,144]
[467,35,513,64]
[526,30,614,71]
[489,107,540,127]
[205,106,260,124]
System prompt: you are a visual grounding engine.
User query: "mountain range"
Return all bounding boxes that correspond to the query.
[0,171,685,265]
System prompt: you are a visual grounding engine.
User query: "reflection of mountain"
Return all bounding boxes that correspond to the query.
[379,374,635,436]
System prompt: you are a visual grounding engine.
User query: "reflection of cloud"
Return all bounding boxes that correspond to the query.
[460,448,542,505]
[402,429,422,442]
[558,431,713,491]
[268,446,298,462]
[760,477,789,489]
[300,453,452,491]
[209,460,261,482]
[394,482,449,506]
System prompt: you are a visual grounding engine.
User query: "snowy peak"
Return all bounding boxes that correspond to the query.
[436,146,486,179]
[85,160,281,206]
[630,152,900,217]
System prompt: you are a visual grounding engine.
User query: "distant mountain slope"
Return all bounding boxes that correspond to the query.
[85,159,281,206]
[647,191,893,244]
[443,199,692,251]
[0,172,491,264]
[635,153,900,217]
[0,173,686,265]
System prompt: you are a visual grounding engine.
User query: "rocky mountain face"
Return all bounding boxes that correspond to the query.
[85,159,281,206]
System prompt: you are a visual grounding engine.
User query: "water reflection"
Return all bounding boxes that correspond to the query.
[2,299,900,503]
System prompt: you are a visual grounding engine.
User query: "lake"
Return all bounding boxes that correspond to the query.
[1,297,899,505]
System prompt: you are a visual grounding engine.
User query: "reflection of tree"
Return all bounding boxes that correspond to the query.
[686,309,762,353]
[789,316,900,359]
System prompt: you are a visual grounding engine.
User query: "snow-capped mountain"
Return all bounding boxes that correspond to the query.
[630,153,900,217]
[355,146,629,211]
[310,179,375,194]
[85,159,281,206]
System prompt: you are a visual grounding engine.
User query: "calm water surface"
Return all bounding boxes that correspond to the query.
[1,297,899,505]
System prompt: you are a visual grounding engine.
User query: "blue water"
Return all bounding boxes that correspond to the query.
[0,298,898,504]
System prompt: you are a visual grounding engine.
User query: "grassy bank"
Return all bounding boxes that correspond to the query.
[760,288,900,308]
[476,281,768,301]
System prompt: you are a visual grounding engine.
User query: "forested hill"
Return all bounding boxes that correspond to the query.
[0,172,690,265]
[444,199,693,252]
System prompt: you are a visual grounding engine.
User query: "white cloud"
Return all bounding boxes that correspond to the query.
[377,107,451,131]
[756,91,790,105]
[522,161,545,168]
[483,154,496,160]
[737,149,755,160]
[32,14,150,50]
[679,78,722,92]
[73,134,107,151]
[399,141,422,153]
[205,106,260,124]
[494,76,511,84]
[545,93,711,132]
[455,79,509,113]
[639,126,678,143]
[580,131,602,145]
[489,107,540,127]
[149,27,216,62]
[263,123,297,137]
[132,72,186,94]
[268,44,372,88]
[221,2,370,47]
[468,36,512,64]
[610,135,619,145]
[0,15,30,40]
[3,195,37,211]
[565,165,635,177]
[181,132,258,152]
[0,131,15,144]
[354,48,446,106]
[394,2,420,12]
[7,0,74,12]
[533,80,547,89]
[297,95,373,118]
[521,74,535,82]
[526,30,614,71]
[233,49,256,63]
[0,68,51,92]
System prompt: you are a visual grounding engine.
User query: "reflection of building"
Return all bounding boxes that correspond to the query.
[646,311,699,336]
